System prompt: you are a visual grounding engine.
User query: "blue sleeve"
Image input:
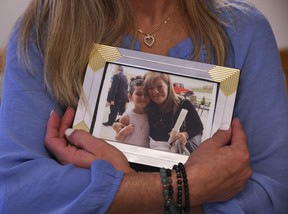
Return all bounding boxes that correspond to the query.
[204,6,288,214]
[0,25,123,214]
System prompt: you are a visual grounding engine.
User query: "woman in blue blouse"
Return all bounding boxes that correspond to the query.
[0,0,287,213]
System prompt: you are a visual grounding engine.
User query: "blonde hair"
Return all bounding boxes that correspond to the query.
[17,0,247,107]
[143,72,180,114]
[18,0,133,107]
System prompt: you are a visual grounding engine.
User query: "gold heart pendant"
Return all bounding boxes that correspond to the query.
[143,34,155,48]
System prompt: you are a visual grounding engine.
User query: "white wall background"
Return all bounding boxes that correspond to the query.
[0,0,31,47]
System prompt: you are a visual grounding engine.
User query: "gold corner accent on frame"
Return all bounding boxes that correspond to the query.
[73,121,90,132]
[208,66,240,96]
[88,44,122,72]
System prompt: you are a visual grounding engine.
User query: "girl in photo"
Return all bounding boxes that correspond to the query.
[113,76,150,148]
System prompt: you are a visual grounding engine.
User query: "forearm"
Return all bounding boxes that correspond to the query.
[107,172,163,213]
[107,170,205,214]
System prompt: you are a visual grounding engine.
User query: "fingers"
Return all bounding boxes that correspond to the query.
[45,107,75,151]
[208,122,232,148]
[46,107,75,139]
[112,123,122,132]
[230,118,248,150]
[230,118,251,177]
[122,124,134,135]
[45,109,131,170]
[59,107,75,137]
[64,128,132,172]
[64,128,103,154]
[45,108,90,166]
[45,111,73,160]
[177,132,187,144]
[46,121,95,167]
[46,110,61,140]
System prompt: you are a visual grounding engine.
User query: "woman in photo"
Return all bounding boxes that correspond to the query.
[143,71,203,153]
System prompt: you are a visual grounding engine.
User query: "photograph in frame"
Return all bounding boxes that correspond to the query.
[73,44,240,168]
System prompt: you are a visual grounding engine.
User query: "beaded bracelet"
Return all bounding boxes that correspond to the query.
[178,163,190,214]
[160,168,176,213]
[173,164,183,214]
[160,163,189,214]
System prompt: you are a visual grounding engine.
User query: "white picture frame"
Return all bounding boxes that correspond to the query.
[73,44,240,168]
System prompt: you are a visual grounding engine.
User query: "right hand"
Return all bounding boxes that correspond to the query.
[185,118,252,204]
[112,122,134,134]
[45,108,133,173]
[112,122,134,142]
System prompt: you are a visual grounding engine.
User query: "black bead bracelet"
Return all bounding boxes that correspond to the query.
[160,163,190,214]
[173,164,183,214]
[178,163,190,214]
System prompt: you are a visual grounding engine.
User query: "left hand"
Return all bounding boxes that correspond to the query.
[184,118,251,203]
[45,107,133,173]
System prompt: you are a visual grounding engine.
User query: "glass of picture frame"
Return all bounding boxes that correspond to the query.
[73,44,240,168]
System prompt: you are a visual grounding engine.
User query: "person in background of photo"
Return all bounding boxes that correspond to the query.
[0,0,287,213]
[103,65,128,126]
[112,76,150,148]
[143,71,203,152]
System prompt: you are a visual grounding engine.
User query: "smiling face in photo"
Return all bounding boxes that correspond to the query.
[130,85,150,110]
[147,77,169,105]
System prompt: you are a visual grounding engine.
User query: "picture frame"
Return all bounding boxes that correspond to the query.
[73,44,240,168]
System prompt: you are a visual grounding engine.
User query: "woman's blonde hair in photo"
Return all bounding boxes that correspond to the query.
[143,71,181,114]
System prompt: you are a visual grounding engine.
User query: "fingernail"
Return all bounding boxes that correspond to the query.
[219,122,230,131]
[65,128,74,136]
[50,110,54,116]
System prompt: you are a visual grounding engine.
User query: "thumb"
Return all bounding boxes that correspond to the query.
[210,122,232,147]
[230,118,248,151]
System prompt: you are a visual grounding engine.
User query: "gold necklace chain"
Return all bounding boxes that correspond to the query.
[137,5,179,48]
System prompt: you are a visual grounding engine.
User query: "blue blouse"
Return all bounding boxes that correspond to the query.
[0,4,288,214]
